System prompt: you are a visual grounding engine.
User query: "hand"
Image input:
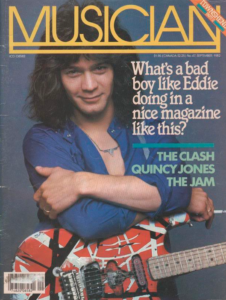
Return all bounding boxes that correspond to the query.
[34,166,85,219]
[186,188,214,229]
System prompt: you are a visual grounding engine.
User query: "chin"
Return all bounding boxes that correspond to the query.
[81,102,109,115]
[80,107,106,118]
[72,97,114,120]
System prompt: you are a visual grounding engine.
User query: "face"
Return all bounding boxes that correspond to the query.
[61,56,114,120]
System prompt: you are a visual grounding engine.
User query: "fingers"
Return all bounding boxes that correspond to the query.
[42,204,52,215]
[33,167,64,219]
[188,188,215,229]
[190,195,215,229]
[38,198,57,219]
[38,197,51,215]
[33,187,57,219]
[34,167,55,202]
[34,188,42,202]
[205,213,215,229]
[205,197,214,229]
[49,211,58,220]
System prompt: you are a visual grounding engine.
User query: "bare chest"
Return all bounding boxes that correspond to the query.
[99,149,125,175]
[90,134,125,176]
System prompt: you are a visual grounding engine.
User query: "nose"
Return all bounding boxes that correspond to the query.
[81,72,98,91]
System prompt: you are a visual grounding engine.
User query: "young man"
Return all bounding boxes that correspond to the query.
[23,0,213,250]
[22,1,214,298]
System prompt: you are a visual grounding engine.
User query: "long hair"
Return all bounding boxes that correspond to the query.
[26,0,143,128]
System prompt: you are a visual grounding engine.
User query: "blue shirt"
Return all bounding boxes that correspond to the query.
[23,118,191,240]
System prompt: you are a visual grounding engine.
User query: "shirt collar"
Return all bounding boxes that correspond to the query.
[62,117,126,143]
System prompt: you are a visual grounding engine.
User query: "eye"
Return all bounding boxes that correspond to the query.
[94,64,109,74]
[65,69,81,77]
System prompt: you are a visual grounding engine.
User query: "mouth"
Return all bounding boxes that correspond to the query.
[80,94,103,102]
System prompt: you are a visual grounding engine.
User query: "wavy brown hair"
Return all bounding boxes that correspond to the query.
[26,0,143,128]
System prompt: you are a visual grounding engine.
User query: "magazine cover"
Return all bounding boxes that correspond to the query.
[1,0,226,299]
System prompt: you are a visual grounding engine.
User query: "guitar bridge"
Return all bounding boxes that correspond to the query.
[81,262,103,300]
[59,270,84,300]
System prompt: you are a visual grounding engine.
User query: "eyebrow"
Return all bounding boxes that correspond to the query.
[65,61,109,71]
[65,66,81,71]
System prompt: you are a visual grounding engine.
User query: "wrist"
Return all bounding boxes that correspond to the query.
[75,172,96,197]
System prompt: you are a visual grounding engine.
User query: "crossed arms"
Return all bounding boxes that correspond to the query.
[23,125,214,240]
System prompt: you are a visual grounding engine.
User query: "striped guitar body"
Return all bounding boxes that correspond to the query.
[12,213,226,300]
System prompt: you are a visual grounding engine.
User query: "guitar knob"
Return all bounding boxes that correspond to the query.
[53,267,62,277]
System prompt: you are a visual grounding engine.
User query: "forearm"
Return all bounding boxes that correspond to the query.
[80,173,161,212]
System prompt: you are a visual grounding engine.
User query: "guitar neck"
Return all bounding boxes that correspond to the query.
[148,242,226,280]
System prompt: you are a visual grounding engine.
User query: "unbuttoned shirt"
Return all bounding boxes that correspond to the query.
[23,118,191,240]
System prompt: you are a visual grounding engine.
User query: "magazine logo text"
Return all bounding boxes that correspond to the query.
[9,5,221,54]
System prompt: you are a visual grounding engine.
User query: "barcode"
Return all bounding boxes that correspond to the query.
[4,272,45,294]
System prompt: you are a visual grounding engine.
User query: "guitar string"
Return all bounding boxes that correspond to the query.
[72,244,226,286]
[78,248,226,286]
[149,251,226,278]
[149,248,226,271]
[149,253,226,279]
[79,245,226,284]
[149,251,226,270]
[149,252,225,273]
[60,253,226,291]
[149,242,226,266]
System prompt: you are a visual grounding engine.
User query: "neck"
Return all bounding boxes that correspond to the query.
[71,103,114,134]
[148,242,226,280]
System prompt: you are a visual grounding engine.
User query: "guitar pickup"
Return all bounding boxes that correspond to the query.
[132,255,147,290]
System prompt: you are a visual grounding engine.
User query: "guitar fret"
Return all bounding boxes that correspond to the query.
[156,259,163,279]
[158,258,164,279]
[183,252,190,273]
[219,244,226,264]
[212,245,225,265]
[193,248,202,270]
[212,246,218,265]
[185,250,195,271]
[149,257,164,280]
[205,246,216,267]
[156,257,164,278]
[149,255,176,279]
[198,248,209,268]
[172,253,179,276]
[167,255,178,277]
[161,256,168,278]
[177,252,184,274]
[170,256,179,277]
[220,244,226,263]
[166,256,173,276]
[205,247,210,267]
[161,256,170,277]
[172,252,183,275]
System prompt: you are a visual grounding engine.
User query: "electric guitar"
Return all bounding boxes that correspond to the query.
[9,213,226,300]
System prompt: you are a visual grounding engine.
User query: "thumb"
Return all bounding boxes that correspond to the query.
[35,166,53,177]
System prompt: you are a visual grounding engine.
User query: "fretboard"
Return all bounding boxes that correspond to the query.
[148,242,226,280]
